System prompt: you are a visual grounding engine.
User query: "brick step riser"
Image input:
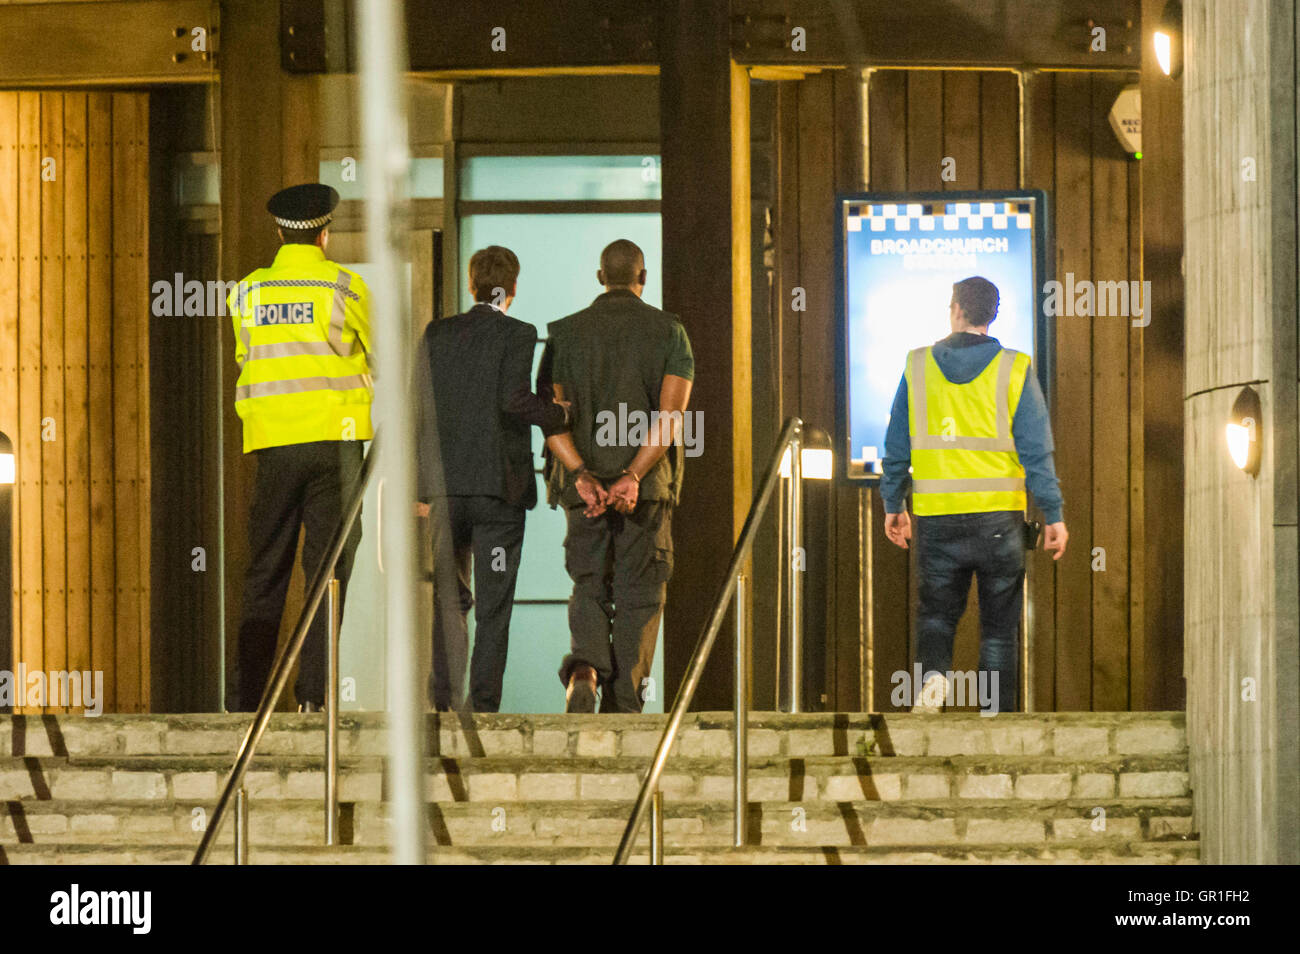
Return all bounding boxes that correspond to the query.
[0,843,1203,866]
[1,765,1191,803]
[3,805,1196,848]
[1,722,1188,761]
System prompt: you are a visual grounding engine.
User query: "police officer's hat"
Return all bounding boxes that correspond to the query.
[267,183,340,230]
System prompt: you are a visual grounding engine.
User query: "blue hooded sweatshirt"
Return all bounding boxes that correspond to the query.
[880,332,1064,524]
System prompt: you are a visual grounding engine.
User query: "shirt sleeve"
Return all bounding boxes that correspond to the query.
[1011,366,1064,524]
[665,321,695,381]
[880,373,912,513]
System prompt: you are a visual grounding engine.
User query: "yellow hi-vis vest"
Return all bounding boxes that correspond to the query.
[905,345,1031,515]
[228,244,374,453]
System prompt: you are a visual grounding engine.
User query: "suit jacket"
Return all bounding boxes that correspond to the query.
[416,303,567,509]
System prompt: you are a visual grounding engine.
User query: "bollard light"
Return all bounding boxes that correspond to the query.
[1225,386,1261,476]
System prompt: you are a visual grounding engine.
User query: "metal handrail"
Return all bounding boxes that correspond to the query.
[193,439,378,865]
[613,417,803,865]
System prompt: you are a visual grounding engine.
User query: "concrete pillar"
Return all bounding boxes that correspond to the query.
[1182,0,1299,864]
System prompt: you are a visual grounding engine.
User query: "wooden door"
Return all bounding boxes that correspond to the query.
[0,91,151,713]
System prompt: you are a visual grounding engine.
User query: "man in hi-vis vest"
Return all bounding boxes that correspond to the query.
[881,276,1066,715]
[227,183,373,712]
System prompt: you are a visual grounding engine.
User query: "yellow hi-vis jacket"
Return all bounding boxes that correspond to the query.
[905,345,1031,515]
[227,244,374,453]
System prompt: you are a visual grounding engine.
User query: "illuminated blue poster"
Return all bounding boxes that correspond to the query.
[837,191,1048,480]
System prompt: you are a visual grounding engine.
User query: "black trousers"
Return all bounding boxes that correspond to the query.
[558,500,673,713]
[428,495,526,712]
[235,440,363,710]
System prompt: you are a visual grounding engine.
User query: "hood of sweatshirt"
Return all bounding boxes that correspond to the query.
[929,331,1006,384]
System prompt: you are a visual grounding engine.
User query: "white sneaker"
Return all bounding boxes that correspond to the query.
[913,673,949,713]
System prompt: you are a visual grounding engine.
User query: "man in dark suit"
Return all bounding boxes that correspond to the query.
[415,245,569,712]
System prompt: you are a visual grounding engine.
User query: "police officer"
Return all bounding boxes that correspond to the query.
[226,184,373,712]
[539,239,694,713]
[881,276,1067,715]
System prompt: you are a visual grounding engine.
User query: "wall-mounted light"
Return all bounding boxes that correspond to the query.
[1225,386,1262,476]
[779,427,834,480]
[0,431,13,485]
[1154,0,1183,79]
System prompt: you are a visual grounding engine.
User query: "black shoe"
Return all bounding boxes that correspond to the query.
[298,701,324,713]
[565,670,598,714]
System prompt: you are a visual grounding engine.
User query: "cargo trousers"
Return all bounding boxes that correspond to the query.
[557,499,673,712]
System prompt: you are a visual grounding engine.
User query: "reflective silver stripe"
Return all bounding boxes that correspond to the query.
[238,320,252,367]
[910,348,928,435]
[995,349,1014,440]
[235,279,360,310]
[329,270,352,353]
[235,373,372,402]
[912,477,1025,494]
[910,346,1019,451]
[916,435,1016,451]
[247,341,339,361]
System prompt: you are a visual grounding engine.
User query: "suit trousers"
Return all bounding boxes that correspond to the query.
[558,500,673,713]
[235,440,363,711]
[428,495,526,712]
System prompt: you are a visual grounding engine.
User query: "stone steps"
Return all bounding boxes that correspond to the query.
[0,712,1199,865]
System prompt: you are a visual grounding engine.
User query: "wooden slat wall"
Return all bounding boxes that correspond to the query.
[0,90,151,713]
[87,94,116,710]
[18,93,40,704]
[1088,76,1132,711]
[0,96,15,668]
[777,68,1160,712]
[1025,70,1059,710]
[1138,0,1186,714]
[1051,73,1094,710]
[41,92,67,711]
[64,93,91,707]
[863,70,909,711]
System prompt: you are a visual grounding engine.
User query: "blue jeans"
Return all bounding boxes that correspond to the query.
[915,510,1024,713]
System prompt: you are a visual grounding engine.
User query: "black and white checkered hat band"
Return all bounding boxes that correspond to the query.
[274,213,332,229]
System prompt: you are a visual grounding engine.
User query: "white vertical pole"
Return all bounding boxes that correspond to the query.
[1017,68,1033,714]
[359,0,426,865]
[788,427,803,713]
